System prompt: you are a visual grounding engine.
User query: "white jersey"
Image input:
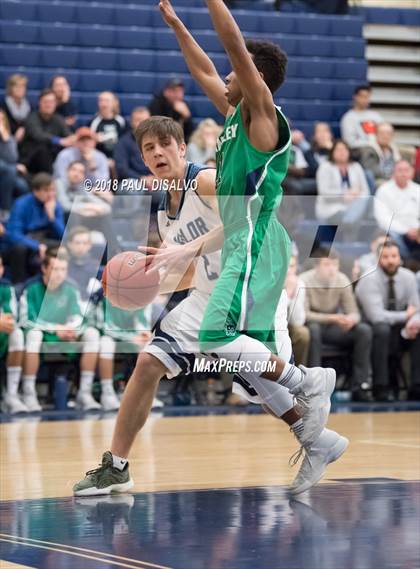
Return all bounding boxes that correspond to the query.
[157,162,221,295]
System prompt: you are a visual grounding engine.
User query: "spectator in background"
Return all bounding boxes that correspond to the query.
[340,85,383,152]
[114,107,151,181]
[66,226,101,305]
[356,240,420,401]
[149,78,194,142]
[301,251,372,401]
[5,173,65,283]
[19,90,76,175]
[54,127,109,184]
[374,160,420,264]
[0,254,26,414]
[360,122,401,187]
[0,109,29,218]
[316,139,370,236]
[352,230,388,282]
[19,247,101,411]
[306,121,334,172]
[89,91,126,162]
[0,74,31,142]
[282,255,310,366]
[186,119,222,164]
[283,129,317,196]
[50,75,77,130]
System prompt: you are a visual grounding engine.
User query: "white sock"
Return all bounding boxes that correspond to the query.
[79,371,95,394]
[6,366,21,397]
[291,418,305,439]
[278,362,303,391]
[246,375,294,417]
[101,379,115,396]
[23,375,36,396]
[112,454,128,470]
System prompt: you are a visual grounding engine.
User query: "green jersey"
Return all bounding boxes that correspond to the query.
[19,277,83,332]
[98,298,154,342]
[0,279,18,358]
[215,103,291,235]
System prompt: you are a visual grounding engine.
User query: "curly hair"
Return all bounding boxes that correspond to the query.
[245,39,288,94]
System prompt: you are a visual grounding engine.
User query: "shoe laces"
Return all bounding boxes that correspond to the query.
[86,454,112,477]
[289,446,304,467]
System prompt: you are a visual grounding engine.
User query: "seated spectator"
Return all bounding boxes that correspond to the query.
[114,107,151,181]
[5,173,65,283]
[186,119,222,164]
[283,129,317,196]
[0,254,26,414]
[301,250,372,401]
[356,240,420,401]
[340,85,384,153]
[54,127,109,184]
[19,90,76,175]
[66,226,101,305]
[0,109,29,218]
[89,92,126,161]
[316,139,370,236]
[0,74,31,142]
[352,230,388,282]
[306,122,334,173]
[360,122,401,187]
[19,247,101,411]
[98,296,161,411]
[149,78,194,142]
[50,75,77,130]
[282,255,310,366]
[374,160,420,265]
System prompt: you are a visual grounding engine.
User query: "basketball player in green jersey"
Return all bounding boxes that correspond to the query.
[160,0,348,493]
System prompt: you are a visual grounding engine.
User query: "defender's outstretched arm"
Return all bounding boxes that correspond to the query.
[159,0,232,116]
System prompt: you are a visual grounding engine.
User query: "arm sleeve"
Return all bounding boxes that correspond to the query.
[53,150,70,180]
[340,278,361,322]
[55,179,73,213]
[340,112,360,148]
[49,204,65,238]
[94,151,110,181]
[6,202,40,251]
[25,114,55,144]
[114,138,138,180]
[303,287,332,324]
[374,186,407,234]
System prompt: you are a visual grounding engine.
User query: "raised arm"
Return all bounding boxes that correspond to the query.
[159,0,232,116]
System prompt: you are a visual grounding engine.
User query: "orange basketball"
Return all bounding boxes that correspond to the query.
[102,251,160,310]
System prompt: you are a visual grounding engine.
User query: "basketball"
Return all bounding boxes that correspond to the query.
[102,251,160,310]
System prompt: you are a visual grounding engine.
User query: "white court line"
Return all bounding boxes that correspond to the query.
[358,439,420,449]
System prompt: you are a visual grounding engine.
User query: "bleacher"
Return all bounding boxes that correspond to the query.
[0,0,367,137]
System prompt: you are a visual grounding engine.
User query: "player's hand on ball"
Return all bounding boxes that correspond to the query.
[159,0,179,27]
[138,243,198,282]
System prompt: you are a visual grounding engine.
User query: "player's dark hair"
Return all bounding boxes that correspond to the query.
[42,246,69,268]
[135,116,185,153]
[354,84,371,95]
[245,39,288,93]
[31,173,53,191]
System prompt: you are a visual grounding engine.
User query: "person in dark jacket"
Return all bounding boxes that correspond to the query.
[4,173,65,283]
[19,90,76,175]
[114,107,151,180]
[149,78,194,142]
[50,75,78,130]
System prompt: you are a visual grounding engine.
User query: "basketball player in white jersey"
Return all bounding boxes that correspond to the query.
[73,117,337,497]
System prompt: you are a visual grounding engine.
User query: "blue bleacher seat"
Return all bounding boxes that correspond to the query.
[332,81,356,101]
[301,103,333,122]
[329,17,363,37]
[115,5,152,27]
[334,60,367,80]
[38,1,76,24]
[155,52,189,74]
[0,45,41,67]
[118,50,155,72]
[79,70,117,92]
[297,38,332,58]
[154,29,181,51]
[259,13,295,34]
[75,4,114,25]
[193,31,223,53]
[188,97,216,119]
[119,72,155,94]
[0,66,41,89]
[233,12,260,34]
[79,47,117,71]
[40,23,77,46]
[116,28,153,50]
[299,59,334,79]
[298,81,333,100]
[77,93,97,115]
[0,21,39,44]
[188,9,213,30]
[278,80,299,99]
[42,46,79,68]
[41,69,80,90]
[333,39,365,59]
[119,94,150,115]
[78,25,115,48]
[0,0,36,21]
[295,15,329,36]
[271,36,298,56]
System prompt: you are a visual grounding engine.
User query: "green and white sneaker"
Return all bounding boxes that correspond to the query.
[73,451,134,496]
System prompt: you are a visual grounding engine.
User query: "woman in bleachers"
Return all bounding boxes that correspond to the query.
[50,75,77,130]
[186,118,222,164]
[316,139,370,238]
[0,74,31,143]
[0,109,29,219]
[89,92,126,167]
[305,121,334,175]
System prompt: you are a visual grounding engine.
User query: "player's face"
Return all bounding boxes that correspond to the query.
[141,134,186,179]
[68,234,91,258]
[43,258,68,290]
[379,246,401,276]
[225,71,242,106]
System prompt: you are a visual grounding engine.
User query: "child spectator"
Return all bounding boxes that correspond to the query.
[0,254,26,414]
[50,75,77,130]
[0,74,31,142]
[19,247,101,411]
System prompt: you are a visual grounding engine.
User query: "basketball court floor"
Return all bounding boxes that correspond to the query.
[0,407,419,568]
